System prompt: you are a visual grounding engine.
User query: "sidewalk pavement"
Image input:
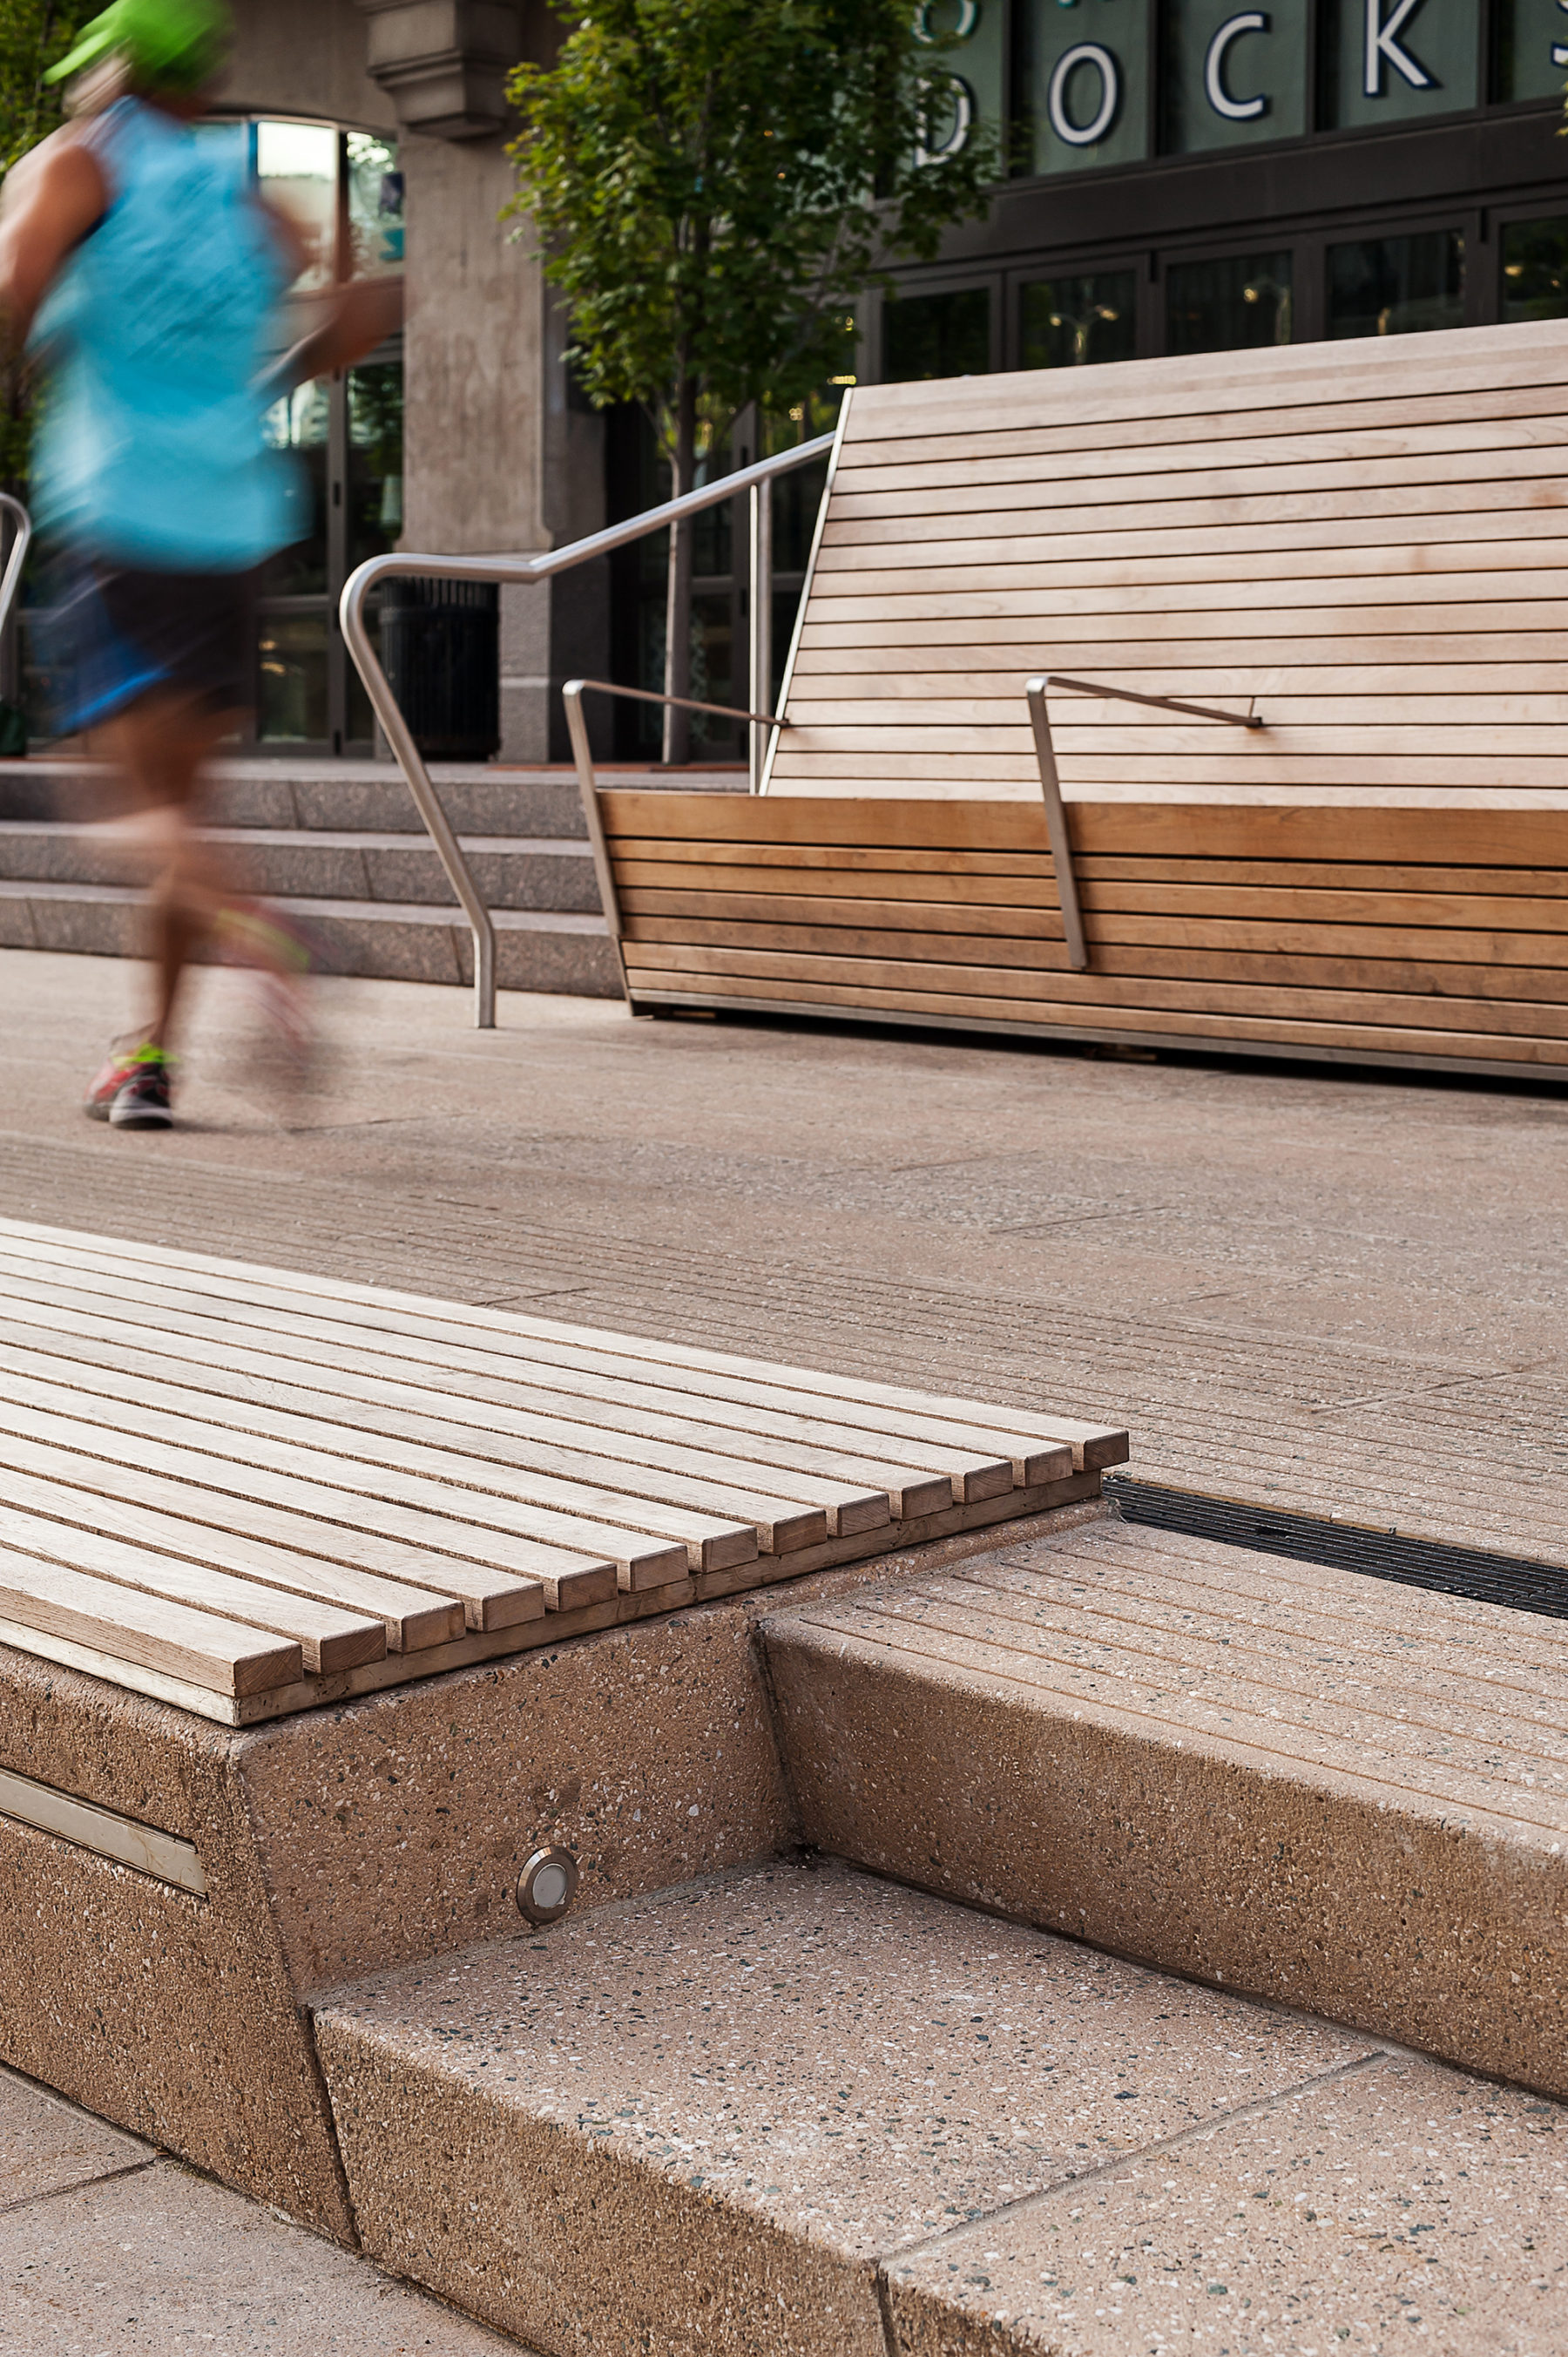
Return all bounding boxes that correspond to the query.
[1,2064,524,2353]
[1,946,1565,1563]
[1,946,1565,2345]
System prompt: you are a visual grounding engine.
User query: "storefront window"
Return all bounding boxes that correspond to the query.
[1163,0,1308,152]
[914,0,1006,167]
[1321,0,1478,132]
[1328,230,1464,336]
[1495,0,1568,100]
[883,287,991,378]
[1501,217,1568,320]
[346,133,405,275]
[1017,0,1150,175]
[262,378,330,596]
[256,119,338,288]
[1020,272,1136,365]
[258,612,329,743]
[1166,251,1293,352]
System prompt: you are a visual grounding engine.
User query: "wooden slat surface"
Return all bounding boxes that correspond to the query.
[0,1221,1120,1720]
[752,322,1568,811]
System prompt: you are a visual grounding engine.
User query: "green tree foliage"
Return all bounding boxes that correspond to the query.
[507,0,997,760]
[0,0,89,491]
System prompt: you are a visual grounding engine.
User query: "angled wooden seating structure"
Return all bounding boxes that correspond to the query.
[580,319,1568,1079]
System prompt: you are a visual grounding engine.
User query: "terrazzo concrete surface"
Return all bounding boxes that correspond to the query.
[314,1859,1382,2354]
[763,1518,1568,2095]
[0,947,1564,1562]
[885,2056,1568,2355]
[0,2065,528,2353]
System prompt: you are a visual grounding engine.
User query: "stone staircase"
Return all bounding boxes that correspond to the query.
[0,756,735,997]
[297,1510,1568,2355]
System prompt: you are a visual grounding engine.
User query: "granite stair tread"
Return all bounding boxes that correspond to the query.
[312,1857,1568,2357]
[759,1516,1568,2100]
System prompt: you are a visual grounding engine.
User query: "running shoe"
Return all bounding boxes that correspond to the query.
[84,1035,160,1121]
[109,1051,173,1129]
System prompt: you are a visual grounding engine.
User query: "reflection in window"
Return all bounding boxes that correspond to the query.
[1501,218,1568,322]
[1021,273,1136,367]
[882,287,990,381]
[261,376,330,594]
[347,133,404,276]
[1166,252,1292,354]
[256,119,338,288]
[258,613,328,742]
[1328,232,1464,338]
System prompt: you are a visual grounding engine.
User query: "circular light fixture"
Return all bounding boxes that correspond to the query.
[516,1846,579,1926]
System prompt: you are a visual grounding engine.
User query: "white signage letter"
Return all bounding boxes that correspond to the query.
[916,74,976,165]
[1553,0,1567,70]
[1047,44,1120,146]
[913,0,980,39]
[1205,11,1269,119]
[1363,0,1433,97]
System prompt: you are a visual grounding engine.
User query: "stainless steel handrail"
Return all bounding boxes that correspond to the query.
[0,494,32,641]
[1025,671,1268,975]
[562,676,780,991]
[340,432,835,1027]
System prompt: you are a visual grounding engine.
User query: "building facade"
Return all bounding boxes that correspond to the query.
[214,0,1568,761]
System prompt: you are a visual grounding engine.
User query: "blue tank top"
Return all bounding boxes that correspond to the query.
[29,100,295,571]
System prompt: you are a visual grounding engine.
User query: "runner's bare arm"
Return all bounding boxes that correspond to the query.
[0,132,107,351]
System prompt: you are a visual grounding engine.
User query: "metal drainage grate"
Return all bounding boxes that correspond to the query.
[1105,1474,1568,1624]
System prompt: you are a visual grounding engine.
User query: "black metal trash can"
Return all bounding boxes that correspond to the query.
[381,578,500,761]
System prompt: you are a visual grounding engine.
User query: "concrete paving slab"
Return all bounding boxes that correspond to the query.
[884,2053,1568,2355]
[761,1518,1568,2096]
[0,950,1562,1568]
[1,2149,531,2353]
[314,1859,1378,2356]
[0,2066,152,2211]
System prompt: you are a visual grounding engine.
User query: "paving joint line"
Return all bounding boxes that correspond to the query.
[0,2156,159,2217]
[875,2050,1394,2275]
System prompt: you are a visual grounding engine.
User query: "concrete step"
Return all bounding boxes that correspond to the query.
[312,1856,1565,2357]
[0,758,747,837]
[0,820,600,912]
[759,1514,1568,2103]
[0,879,620,993]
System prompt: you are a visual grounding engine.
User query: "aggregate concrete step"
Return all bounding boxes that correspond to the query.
[0,758,747,837]
[0,879,620,993]
[759,1515,1568,2103]
[0,819,599,911]
[311,1857,1568,2357]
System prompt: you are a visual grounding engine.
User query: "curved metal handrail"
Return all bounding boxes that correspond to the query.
[0,494,32,641]
[340,433,835,1028]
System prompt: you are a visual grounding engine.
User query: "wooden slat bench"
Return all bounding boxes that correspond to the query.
[585,319,1568,1079]
[0,1217,1121,1724]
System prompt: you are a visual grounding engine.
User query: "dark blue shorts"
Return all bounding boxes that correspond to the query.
[42,556,260,734]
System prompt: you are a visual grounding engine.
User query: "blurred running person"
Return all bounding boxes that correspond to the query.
[0,0,399,1127]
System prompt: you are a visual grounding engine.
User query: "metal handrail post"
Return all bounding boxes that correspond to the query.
[748,476,772,792]
[1024,677,1089,972]
[339,582,497,1026]
[340,431,833,1029]
[0,495,32,641]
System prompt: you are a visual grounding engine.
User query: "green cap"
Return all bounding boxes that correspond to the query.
[46,0,232,90]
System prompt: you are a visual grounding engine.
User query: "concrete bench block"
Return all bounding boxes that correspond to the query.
[760,1518,1568,2099]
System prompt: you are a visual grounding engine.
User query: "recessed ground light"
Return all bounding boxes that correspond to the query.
[517,1846,579,1925]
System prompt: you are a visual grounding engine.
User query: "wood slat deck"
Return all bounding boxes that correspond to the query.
[0,1219,1119,1724]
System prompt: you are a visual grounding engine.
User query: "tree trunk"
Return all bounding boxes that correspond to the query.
[661,379,699,767]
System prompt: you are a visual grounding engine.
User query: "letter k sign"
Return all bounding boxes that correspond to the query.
[1363,0,1433,96]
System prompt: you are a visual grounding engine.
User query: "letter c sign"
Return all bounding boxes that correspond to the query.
[1205,11,1269,120]
[1047,43,1120,146]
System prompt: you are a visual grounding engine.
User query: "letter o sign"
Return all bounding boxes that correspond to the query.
[1046,44,1120,147]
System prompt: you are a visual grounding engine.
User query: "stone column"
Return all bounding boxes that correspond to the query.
[358,0,608,762]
